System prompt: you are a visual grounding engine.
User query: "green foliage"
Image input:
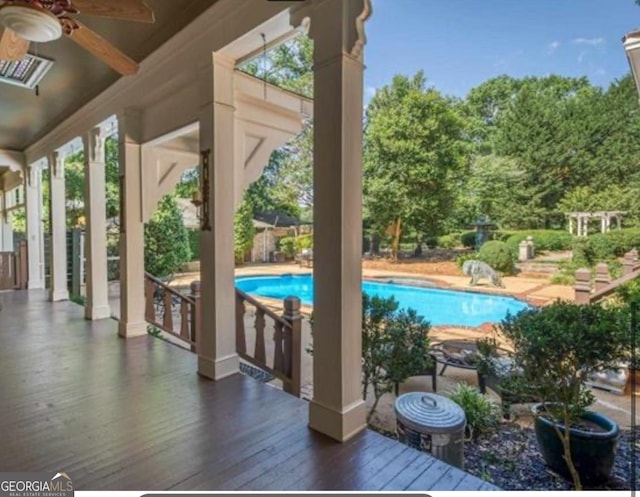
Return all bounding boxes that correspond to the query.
[460,231,477,248]
[505,230,573,253]
[187,229,200,262]
[361,293,432,421]
[455,251,477,270]
[449,382,500,440]
[364,71,470,240]
[277,236,296,259]
[477,241,515,274]
[436,233,460,249]
[571,229,640,265]
[495,301,629,489]
[294,234,313,252]
[234,199,255,262]
[144,195,191,277]
[64,138,120,228]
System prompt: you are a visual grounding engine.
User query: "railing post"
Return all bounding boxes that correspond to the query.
[623,250,637,275]
[574,268,592,304]
[190,280,201,353]
[594,263,611,292]
[283,296,302,397]
[17,240,28,289]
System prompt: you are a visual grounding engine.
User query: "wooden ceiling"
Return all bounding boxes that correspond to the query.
[0,0,219,151]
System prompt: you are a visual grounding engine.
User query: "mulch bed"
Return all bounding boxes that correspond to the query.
[464,423,639,490]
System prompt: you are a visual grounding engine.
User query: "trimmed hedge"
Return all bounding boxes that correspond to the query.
[571,228,640,265]
[478,240,515,274]
[437,233,460,249]
[505,230,572,253]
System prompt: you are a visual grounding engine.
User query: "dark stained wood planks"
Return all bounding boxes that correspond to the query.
[0,290,498,491]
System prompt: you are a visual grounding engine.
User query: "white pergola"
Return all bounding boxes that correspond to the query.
[0,0,372,443]
[566,211,625,237]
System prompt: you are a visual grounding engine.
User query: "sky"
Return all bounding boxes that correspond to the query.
[364,0,640,100]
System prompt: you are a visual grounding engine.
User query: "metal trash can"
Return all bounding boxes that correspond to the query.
[395,392,466,469]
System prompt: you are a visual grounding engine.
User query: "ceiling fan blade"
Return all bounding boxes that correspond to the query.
[67,21,138,76]
[0,28,29,61]
[70,0,154,23]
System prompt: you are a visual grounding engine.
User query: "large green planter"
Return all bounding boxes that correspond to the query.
[532,404,619,486]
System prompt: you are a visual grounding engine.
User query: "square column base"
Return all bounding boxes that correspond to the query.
[198,353,240,380]
[49,289,69,302]
[118,321,148,338]
[309,398,367,442]
[85,304,111,321]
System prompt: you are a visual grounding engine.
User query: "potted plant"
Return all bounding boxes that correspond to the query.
[494,301,629,489]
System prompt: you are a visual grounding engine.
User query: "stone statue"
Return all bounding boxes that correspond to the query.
[462,260,504,288]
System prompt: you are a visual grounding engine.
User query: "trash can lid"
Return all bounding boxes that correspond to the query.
[395,392,466,433]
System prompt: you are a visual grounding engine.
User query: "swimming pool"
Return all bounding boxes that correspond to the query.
[235,274,530,327]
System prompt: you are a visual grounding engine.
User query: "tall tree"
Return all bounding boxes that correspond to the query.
[364,72,470,256]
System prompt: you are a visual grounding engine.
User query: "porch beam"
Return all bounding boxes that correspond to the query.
[118,110,147,337]
[48,151,69,302]
[197,52,239,380]
[82,127,110,320]
[306,0,371,442]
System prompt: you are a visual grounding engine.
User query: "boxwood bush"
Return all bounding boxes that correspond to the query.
[505,230,572,253]
[478,240,515,274]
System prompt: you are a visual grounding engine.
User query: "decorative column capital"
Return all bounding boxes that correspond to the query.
[84,126,106,164]
[50,150,66,179]
[297,0,372,63]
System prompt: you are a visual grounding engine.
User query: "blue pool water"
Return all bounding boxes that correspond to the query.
[235,274,530,327]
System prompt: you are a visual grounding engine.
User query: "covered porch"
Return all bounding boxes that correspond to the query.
[0,290,494,491]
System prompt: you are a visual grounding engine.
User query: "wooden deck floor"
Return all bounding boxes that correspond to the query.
[0,290,497,491]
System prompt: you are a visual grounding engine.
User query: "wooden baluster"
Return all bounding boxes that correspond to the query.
[163,289,174,331]
[236,292,247,355]
[144,278,156,323]
[180,300,189,339]
[273,321,284,375]
[254,308,266,365]
[283,297,302,397]
[190,281,201,353]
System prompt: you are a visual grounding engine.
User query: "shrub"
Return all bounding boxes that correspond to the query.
[187,229,200,261]
[570,229,640,265]
[145,195,192,277]
[478,240,515,274]
[294,234,313,252]
[362,293,432,421]
[437,233,460,249]
[505,230,572,254]
[234,200,255,262]
[454,251,477,270]
[449,382,500,440]
[495,301,630,489]
[277,236,296,259]
[460,231,477,248]
[424,236,438,249]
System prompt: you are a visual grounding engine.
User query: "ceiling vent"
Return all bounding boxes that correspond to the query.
[0,53,53,90]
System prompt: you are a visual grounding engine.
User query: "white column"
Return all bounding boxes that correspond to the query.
[1,211,13,252]
[306,0,371,442]
[197,52,239,380]
[82,126,110,320]
[118,110,147,337]
[25,164,44,289]
[0,191,13,251]
[568,216,574,235]
[48,151,69,302]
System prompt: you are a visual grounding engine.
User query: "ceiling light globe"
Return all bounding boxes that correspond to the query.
[0,5,62,43]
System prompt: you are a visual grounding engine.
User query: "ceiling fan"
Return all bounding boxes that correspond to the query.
[0,0,155,76]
